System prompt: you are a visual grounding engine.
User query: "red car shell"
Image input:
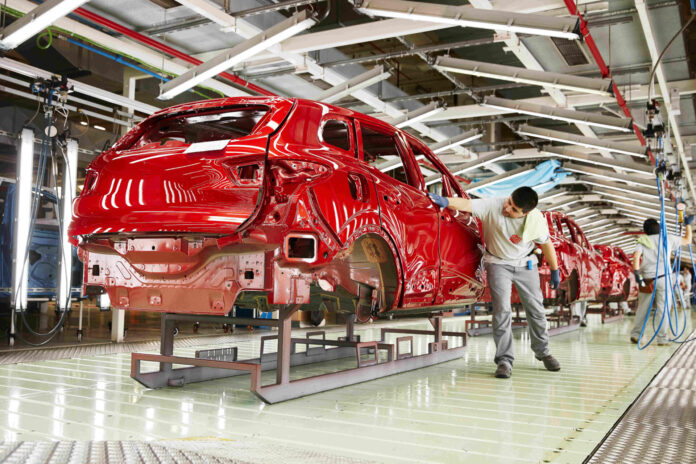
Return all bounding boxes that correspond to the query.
[480,211,604,305]
[69,97,484,319]
[594,244,638,303]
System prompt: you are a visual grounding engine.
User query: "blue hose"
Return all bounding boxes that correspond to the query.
[65,38,167,81]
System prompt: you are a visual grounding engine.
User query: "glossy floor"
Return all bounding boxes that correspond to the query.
[0,313,689,463]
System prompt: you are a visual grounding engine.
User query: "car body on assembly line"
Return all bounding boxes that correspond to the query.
[479,210,604,307]
[69,97,484,322]
[593,244,638,303]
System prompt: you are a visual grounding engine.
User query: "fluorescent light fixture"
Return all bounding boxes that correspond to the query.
[429,129,482,154]
[376,154,425,173]
[465,166,533,192]
[539,191,570,202]
[592,188,662,208]
[317,65,391,103]
[577,178,659,200]
[353,0,580,39]
[57,139,78,311]
[160,10,317,100]
[604,199,676,218]
[12,129,34,311]
[483,96,633,132]
[93,125,106,131]
[0,0,90,50]
[542,146,652,175]
[619,211,675,224]
[435,56,613,96]
[391,102,445,128]
[425,150,510,186]
[548,199,581,211]
[562,163,656,189]
[80,121,88,126]
[517,125,646,158]
[576,213,600,221]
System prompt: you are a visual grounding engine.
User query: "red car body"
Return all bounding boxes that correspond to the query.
[593,244,638,303]
[480,211,604,305]
[69,97,484,320]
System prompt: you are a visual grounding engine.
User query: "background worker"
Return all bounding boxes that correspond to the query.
[631,217,693,345]
[429,187,561,379]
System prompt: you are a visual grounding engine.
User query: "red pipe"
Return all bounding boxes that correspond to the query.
[73,7,275,97]
[564,1,653,164]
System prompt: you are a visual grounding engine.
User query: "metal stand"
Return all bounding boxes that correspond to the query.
[599,301,624,324]
[546,304,581,336]
[76,301,84,342]
[131,310,467,404]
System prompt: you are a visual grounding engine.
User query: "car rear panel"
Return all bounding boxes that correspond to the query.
[70,99,294,238]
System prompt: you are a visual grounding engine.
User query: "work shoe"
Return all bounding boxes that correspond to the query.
[540,355,561,372]
[630,337,638,344]
[494,362,512,379]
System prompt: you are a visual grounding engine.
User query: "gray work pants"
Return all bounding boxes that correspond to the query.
[631,276,671,343]
[486,262,551,366]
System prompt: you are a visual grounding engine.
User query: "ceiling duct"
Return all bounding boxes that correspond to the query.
[550,36,589,66]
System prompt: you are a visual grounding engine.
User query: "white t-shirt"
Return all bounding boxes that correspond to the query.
[636,234,682,277]
[471,197,550,266]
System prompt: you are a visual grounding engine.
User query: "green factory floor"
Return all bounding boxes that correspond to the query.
[0,312,691,463]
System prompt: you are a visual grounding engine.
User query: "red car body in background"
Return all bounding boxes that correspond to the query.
[480,211,604,306]
[69,97,484,321]
[593,244,638,303]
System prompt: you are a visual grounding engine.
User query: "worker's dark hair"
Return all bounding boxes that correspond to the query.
[511,186,538,213]
[643,218,660,235]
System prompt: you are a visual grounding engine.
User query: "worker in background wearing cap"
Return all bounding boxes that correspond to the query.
[429,186,561,379]
[631,217,693,345]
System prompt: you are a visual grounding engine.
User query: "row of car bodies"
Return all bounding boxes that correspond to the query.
[69,96,636,320]
[480,210,637,307]
[69,97,484,319]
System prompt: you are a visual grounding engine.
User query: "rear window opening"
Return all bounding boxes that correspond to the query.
[130,106,269,150]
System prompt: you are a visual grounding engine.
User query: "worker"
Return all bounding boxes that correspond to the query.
[681,267,693,309]
[429,186,561,379]
[572,300,588,327]
[631,217,693,345]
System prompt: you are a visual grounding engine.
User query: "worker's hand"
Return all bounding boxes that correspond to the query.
[428,193,449,209]
[550,269,561,290]
[685,214,695,225]
[634,270,645,287]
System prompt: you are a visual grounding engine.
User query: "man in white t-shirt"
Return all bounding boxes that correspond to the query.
[429,187,561,379]
[631,218,693,345]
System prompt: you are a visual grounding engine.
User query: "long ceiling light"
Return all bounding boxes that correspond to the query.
[429,129,482,154]
[0,0,90,50]
[591,187,662,208]
[434,56,613,96]
[517,125,646,157]
[317,65,391,103]
[390,102,445,128]
[576,178,659,200]
[483,96,633,132]
[542,146,652,175]
[160,10,317,100]
[562,163,656,189]
[425,150,510,186]
[353,0,580,39]
[604,199,676,218]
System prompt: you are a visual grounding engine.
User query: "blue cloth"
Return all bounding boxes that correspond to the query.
[469,160,569,198]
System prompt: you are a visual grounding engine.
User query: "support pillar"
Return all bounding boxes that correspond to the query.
[111,309,126,343]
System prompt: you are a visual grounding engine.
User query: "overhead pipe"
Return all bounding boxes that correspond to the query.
[564,1,652,162]
[72,7,276,97]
